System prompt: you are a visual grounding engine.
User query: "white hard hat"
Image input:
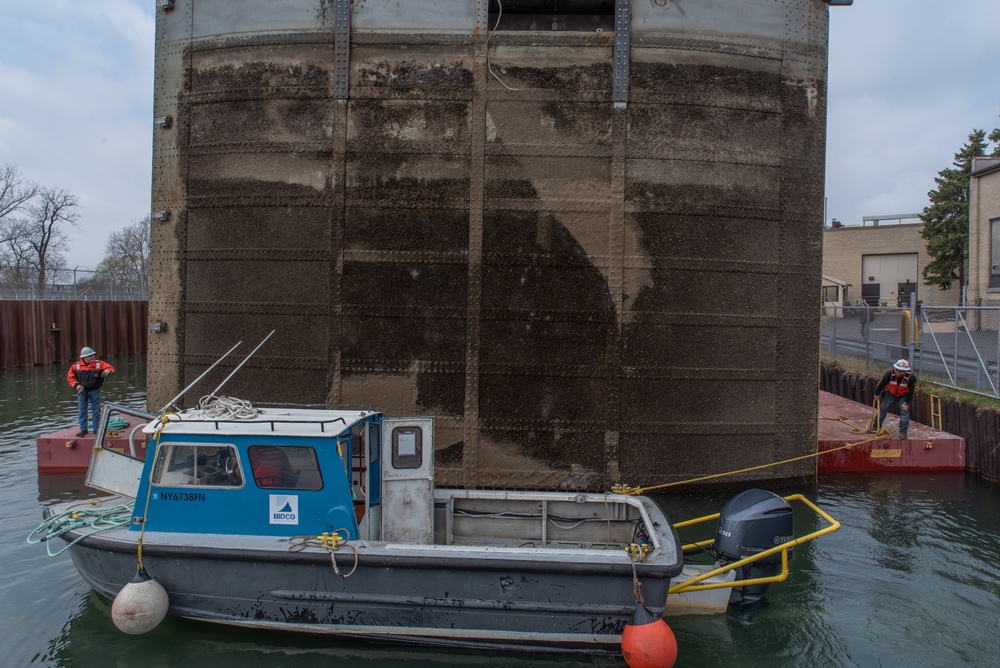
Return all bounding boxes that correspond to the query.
[893,359,910,371]
[80,346,97,358]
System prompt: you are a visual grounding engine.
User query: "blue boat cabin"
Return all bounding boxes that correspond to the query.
[109,406,434,542]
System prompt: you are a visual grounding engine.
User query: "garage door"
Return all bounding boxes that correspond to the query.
[861,253,918,306]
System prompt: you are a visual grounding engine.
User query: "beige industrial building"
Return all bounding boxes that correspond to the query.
[822,215,960,309]
[967,157,1000,306]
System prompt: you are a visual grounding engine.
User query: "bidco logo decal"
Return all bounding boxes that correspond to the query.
[269,495,299,525]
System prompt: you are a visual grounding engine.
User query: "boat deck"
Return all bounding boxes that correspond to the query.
[817,391,965,472]
[44,489,678,568]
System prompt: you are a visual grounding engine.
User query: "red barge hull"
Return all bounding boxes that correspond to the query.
[36,415,149,472]
[817,391,965,472]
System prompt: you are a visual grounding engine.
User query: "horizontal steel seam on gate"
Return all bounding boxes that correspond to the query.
[184,304,329,315]
[470,310,798,325]
[343,250,468,263]
[184,250,329,261]
[341,361,465,374]
[481,423,784,435]
[181,355,328,371]
[341,306,466,317]
[185,142,339,154]
[182,141,785,165]
[454,366,803,381]
[186,198,472,209]
[172,23,787,58]
[184,90,329,103]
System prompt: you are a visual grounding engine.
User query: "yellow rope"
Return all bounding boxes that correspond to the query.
[630,561,645,605]
[860,395,893,437]
[612,411,891,496]
[135,413,174,571]
[821,415,888,437]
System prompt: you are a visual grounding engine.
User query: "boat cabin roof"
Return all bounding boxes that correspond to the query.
[142,406,378,438]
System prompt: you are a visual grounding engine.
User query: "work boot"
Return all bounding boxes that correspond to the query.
[75,430,87,437]
[899,431,908,440]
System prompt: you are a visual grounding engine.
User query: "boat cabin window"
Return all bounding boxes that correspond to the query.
[391,426,422,469]
[248,445,323,490]
[152,443,243,487]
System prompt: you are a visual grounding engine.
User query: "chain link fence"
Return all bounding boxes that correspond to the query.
[0,268,147,301]
[821,302,1000,399]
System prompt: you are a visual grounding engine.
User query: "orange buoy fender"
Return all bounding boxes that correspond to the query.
[621,604,678,668]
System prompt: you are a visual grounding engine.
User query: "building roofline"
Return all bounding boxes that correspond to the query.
[972,158,1000,179]
[826,222,922,231]
[822,275,850,287]
[861,213,921,222]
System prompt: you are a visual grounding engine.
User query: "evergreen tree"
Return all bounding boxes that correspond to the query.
[920,129,994,290]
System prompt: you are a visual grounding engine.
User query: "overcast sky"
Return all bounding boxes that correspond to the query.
[1,0,999,270]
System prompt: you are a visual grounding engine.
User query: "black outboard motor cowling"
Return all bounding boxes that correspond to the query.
[713,489,794,605]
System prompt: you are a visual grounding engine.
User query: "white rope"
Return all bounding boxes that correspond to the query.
[486,0,520,91]
[196,395,260,420]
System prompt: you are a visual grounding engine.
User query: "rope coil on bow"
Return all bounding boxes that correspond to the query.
[27,498,134,556]
[287,530,359,578]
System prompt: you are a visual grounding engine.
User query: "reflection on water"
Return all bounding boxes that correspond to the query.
[5,360,1000,667]
[41,588,623,668]
[36,471,102,504]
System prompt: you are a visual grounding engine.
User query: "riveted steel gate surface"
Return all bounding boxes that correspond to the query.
[148,0,830,491]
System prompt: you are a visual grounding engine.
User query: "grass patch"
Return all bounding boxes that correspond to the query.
[820,352,1000,410]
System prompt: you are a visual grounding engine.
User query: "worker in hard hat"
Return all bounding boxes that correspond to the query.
[869,358,916,440]
[67,346,115,437]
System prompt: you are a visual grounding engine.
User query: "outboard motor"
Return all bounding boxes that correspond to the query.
[713,489,793,605]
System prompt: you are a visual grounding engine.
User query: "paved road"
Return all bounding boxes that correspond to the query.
[821,311,1000,395]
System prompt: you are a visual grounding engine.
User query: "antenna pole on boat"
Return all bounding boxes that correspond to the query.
[159,341,242,413]
[208,329,276,398]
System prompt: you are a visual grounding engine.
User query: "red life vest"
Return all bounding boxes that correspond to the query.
[886,372,912,398]
[253,461,284,487]
[71,360,108,391]
[251,447,290,488]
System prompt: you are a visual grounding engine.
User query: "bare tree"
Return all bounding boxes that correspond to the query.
[21,187,80,287]
[95,215,151,292]
[0,165,39,278]
[0,163,38,222]
[0,219,36,283]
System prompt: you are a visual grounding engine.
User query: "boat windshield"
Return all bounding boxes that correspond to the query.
[152,443,244,488]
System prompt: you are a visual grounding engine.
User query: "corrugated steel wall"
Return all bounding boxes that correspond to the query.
[0,301,148,369]
[147,0,829,491]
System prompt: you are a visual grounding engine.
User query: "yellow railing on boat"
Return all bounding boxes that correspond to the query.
[668,494,840,595]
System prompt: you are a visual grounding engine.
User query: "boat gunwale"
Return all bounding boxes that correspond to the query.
[43,509,684,577]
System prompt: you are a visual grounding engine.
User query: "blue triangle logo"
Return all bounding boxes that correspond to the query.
[279,501,292,513]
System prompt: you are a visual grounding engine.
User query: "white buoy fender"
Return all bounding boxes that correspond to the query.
[111,569,169,635]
